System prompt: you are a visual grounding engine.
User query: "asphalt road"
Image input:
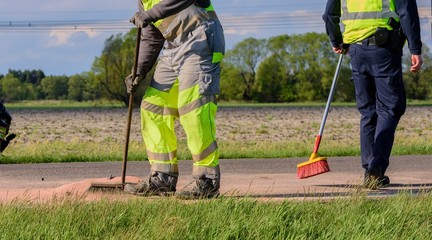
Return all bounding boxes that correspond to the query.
[1,155,432,201]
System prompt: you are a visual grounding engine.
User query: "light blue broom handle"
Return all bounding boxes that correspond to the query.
[318,54,344,136]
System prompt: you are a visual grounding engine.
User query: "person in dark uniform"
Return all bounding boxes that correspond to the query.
[0,101,16,153]
[322,0,423,189]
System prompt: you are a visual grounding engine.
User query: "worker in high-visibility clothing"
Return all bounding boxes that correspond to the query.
[123,0,224,199]
[323,0,423,189]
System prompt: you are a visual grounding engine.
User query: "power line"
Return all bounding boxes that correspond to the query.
[0,8,430,33]
[0,14,325,33]
[0,2,325,14]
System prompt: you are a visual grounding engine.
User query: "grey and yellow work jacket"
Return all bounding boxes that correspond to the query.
[135,0,223,75]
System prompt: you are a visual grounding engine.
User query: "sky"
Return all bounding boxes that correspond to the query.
[0,0,431,76]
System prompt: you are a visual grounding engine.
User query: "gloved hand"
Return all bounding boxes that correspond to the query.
[130,12,148,28]
[124,73,146,94]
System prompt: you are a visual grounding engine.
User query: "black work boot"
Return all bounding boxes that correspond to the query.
[124,171,177,196]
[364,169,390,190]
[176,174,220,200]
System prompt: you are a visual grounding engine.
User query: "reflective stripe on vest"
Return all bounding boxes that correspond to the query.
[340,0,399,44]
[341,0,398,21]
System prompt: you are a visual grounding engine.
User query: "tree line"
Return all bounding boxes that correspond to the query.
[1,29,431,105]
[0,70,102,102]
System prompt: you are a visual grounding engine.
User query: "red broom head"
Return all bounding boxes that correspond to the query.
[297,159,330,179]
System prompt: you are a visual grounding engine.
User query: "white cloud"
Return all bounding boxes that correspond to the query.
[224,28,256,36]
[47,29,101,47]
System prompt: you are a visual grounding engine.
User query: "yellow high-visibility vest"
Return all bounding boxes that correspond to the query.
[341,0,399,44]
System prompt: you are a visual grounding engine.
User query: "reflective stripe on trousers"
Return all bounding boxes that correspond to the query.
[140,20,221,176]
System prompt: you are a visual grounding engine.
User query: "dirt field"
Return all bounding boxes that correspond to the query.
[9,105,432,146]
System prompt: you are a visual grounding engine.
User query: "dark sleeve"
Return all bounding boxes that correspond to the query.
[395,0,422,55]
[322,0,343,48]
[138,0,196,23]
[136,25,165,75]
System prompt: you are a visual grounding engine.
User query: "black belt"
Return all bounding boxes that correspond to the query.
[355,35,376,46]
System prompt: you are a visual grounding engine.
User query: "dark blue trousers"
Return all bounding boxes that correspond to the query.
[348,43,405,176]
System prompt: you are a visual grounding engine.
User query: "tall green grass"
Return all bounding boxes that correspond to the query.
[1,193,432,239]
[6,100,124,109]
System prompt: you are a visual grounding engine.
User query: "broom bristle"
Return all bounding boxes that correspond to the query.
[297,159,330,179]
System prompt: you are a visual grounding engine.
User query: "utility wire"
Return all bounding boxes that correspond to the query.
[0,6,430,33]
[0,14,325,33]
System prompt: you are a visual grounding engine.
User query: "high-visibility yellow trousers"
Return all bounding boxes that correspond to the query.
[140,19,223,183]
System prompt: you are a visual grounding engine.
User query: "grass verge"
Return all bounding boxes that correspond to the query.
[1,193,432,239]
[1,138,432,164]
